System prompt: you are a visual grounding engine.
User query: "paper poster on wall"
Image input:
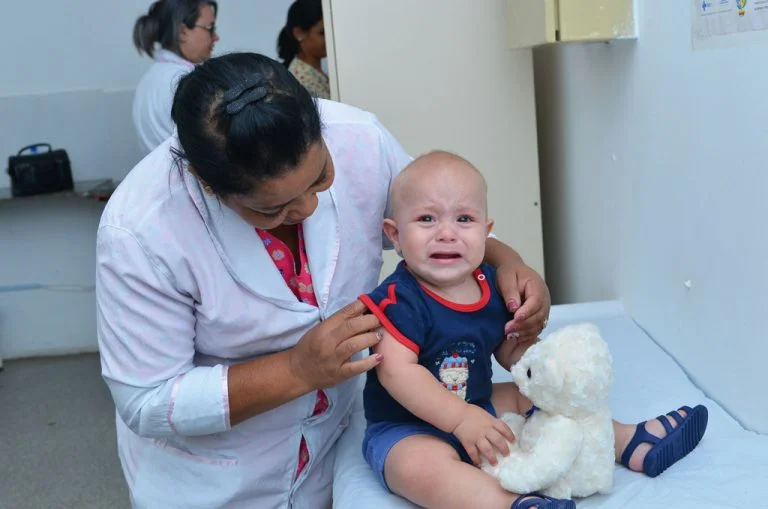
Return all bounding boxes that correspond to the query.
[693,0,768,48]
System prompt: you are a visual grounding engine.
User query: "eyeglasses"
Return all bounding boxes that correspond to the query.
[194,24,216,36]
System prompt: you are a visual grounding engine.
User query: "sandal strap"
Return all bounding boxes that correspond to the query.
[620,421,660,467]
[666,410,685,426]
[621,406,700,470]
[511,494,557,509]
[658,414,675,435]
[511,494,575,509]
[511,497,544,509]
[509,495,542,509]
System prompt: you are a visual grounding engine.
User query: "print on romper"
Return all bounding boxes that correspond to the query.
[435,341,477,401]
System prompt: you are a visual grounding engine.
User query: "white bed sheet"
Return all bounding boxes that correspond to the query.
[333,301,768,508]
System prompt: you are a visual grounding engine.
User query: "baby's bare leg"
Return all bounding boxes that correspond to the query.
[385,434,520,509]
[491,382,533,416]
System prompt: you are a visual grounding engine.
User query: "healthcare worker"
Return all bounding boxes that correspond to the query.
[131,0,219,154]
[96,52,551,508]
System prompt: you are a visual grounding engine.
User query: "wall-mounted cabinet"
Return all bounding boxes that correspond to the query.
[506,0,637,49]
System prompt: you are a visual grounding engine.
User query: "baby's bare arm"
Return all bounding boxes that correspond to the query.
[374,330,468,433]
[377,329,517,465]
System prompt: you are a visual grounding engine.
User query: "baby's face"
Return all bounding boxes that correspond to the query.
[387,163,491,288]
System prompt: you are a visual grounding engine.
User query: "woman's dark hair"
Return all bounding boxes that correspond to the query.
[277,0,323,67]
[133,0,218,58]
[171,52,323,197]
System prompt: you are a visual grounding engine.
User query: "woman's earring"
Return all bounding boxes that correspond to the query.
[203,184,214,196]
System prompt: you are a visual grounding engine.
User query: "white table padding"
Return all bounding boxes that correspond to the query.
[332,301,768,508]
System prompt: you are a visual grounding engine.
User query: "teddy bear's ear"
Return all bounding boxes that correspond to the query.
[542,357,564,394]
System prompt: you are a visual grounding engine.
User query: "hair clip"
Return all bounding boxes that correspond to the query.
[225,85,269,114]
[223,74,266,102]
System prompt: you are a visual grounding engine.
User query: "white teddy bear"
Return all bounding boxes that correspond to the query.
[482,323,615,500]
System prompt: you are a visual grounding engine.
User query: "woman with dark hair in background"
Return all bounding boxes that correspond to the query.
[132,0,219,154]
[278,0,330,99]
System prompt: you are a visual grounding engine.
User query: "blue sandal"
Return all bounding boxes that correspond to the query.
[510,494,576,509]
[620,404,708,478]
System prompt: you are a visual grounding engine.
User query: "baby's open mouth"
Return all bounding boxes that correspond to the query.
[430,253,461,259]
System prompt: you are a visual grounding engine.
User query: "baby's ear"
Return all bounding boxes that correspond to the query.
[486,219,494,237]
[383,219,400,251]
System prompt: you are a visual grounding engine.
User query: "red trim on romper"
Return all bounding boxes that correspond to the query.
[359,287,421,355]
[419,268,491,312]
[380,283,398,311]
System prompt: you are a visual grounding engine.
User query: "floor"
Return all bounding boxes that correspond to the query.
[0,354,130,509]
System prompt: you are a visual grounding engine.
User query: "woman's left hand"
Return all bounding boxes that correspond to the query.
[495,262,551,343]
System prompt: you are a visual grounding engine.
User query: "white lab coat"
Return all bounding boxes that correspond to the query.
[132,48,194,155]
[96,99,411,509]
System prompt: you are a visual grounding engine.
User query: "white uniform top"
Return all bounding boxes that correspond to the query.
[132,48,194,155]
[96,100,412,509]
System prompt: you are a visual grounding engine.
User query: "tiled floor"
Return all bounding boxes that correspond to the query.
[0,354,130,509]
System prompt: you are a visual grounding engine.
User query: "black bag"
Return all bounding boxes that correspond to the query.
[6,143,74,197]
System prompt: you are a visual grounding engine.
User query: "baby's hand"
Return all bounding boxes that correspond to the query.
[451,405,516,466]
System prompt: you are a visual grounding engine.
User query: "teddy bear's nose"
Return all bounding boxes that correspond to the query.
[526,368,532,379]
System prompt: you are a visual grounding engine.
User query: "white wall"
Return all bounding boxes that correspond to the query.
[534,0,768,432]
[0,0,293,359]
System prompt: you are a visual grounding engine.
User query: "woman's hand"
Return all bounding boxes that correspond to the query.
[496,262,551,343]
[288,300,383,390]
[452,405,516,466]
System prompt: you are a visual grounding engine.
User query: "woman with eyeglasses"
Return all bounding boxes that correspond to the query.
[132,0,219,154]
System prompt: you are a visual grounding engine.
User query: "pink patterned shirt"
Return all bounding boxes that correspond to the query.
[256,224,329,479]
